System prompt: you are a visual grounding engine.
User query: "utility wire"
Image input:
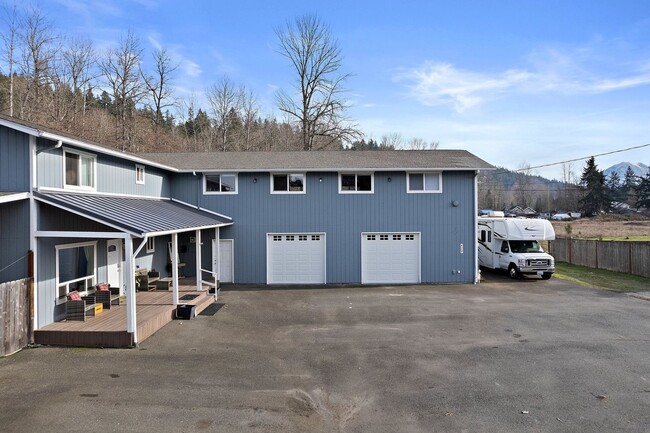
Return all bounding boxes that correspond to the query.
[487,142,650,176]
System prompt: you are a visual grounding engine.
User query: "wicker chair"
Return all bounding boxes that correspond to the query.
[94,283,120,309]
[66,291,98,321]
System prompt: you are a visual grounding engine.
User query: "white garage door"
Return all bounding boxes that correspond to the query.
[267,233,326,284]
[361,233,420,284]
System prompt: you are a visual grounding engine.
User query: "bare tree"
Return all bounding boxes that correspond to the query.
[405,137,440,150]
[275,14,360,150]
[239,88,260,151]
[99,30,145,150]
[1,2,20,116]
[18,5,58,121]
[379,132,402,149]
[62,37,95,129]
[206,76,240,151]
[141,47,178,133]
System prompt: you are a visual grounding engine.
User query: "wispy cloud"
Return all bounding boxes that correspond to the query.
[146,33,203,78]
[397,45,650,112]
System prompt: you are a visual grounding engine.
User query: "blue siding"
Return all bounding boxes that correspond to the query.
[36,138,171,197]
[0,200,30,283]
[173,171,477,284]
[0,125,30,192]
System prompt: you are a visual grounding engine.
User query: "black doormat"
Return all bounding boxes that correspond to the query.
[198,303,224,316]
[179,294,199,301]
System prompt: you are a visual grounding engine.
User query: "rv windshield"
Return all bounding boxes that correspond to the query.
[509,240,544,253]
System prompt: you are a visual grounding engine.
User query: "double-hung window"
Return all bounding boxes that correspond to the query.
[204,173,237,194]
[339,173,373,193]
[407,172,442,193]
[271,173,305,194]
[56,241,97,304]
[64,150,96,190]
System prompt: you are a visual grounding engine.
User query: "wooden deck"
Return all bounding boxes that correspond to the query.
[34,280,215,348]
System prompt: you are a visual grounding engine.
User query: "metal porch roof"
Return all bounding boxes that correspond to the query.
[34,191,232,237]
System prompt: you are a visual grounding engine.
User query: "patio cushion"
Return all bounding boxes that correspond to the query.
[96,283,109,291]
[68,291,81,301]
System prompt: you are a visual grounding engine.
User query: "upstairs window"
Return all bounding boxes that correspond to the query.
[135,165,145,184]
[271,173,305,194]
[407,172,442,193]
[64,150,95,190]
[204,174,237,194]
[339,173,373,193]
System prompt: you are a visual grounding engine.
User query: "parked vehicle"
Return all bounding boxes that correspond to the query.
[551,213,571,221]
[478,212,556,279]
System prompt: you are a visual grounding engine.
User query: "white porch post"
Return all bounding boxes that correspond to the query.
[171,232,179,305]
[125,236,138,345]
[195,229,202,291]
[215,227,220,287]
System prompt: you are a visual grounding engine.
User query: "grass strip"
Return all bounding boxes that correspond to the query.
[554,262,650,293]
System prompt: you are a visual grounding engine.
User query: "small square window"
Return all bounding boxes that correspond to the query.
[379,234,389,241]
[311,235,320,241]
[299,235,308,241]
[286,235,295,241]
[273,235,282,241]
[393,234,401,241]
[405,234,415,241]
[367,235,376,241]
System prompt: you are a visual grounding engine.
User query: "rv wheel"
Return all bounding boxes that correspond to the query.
[541,272,552,280]
[508,264,521,279]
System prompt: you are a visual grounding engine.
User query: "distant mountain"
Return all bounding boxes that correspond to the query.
[604,162,649,179]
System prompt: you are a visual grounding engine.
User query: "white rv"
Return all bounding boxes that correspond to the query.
[478,212,556,279]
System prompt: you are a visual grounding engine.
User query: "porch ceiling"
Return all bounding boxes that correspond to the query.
[34,191,232,237]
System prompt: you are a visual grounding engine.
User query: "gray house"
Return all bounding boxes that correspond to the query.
[0,114,493,346]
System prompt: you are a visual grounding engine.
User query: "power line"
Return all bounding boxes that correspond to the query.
[516,143,650,172]
[488,142,650,176]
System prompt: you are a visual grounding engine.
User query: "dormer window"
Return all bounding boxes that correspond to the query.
[64,150,96,190]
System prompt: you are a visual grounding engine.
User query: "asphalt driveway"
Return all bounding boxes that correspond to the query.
[1,275,649,432]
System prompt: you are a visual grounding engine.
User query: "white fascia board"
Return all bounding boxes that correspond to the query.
[180,167,494,173]
[0,192,30,204]
[0,118,41,136]
[144,223,232,238]
[38,131,179,173]
[35,230,130,239]
[37,186,170,200]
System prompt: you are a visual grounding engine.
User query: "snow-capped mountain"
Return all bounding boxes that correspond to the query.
[603,162,649,179]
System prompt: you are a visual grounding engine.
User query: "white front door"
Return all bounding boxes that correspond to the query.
[107,239,123,293]
[219,239,234,283]
[361,233,420,284]
[267,233,326,284]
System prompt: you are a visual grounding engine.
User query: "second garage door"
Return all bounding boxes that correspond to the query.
[361,233,421,284]
[267,233,326,284]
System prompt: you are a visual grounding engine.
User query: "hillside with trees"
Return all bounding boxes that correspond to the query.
[0,7,435,154]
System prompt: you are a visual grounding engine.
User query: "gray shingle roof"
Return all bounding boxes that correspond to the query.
[139,150,494,172]
[34,191,232,237]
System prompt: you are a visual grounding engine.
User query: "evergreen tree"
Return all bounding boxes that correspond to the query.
[579,157,609,216]
[635,172,650,210]
[622,166,639,206]
[605,171,624,204]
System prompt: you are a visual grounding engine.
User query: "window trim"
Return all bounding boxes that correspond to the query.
[203,173,239,195]
[55,241,97,305]
[62,148,97,191]
[338,172,374,194]
[269,173,306,195]
[406,172,443,194]
[146,237,155,253]
[135,164,145,185]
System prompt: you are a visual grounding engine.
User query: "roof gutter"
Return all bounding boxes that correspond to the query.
[38,131,179,173]
[177,167,496,173]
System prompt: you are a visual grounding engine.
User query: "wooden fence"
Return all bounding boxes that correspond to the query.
[549,238,650,278]
[0,278,33,356]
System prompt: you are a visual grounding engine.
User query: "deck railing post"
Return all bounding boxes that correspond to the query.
[172,232,179,306]
[125,236,137,345]
[195,229,202,291]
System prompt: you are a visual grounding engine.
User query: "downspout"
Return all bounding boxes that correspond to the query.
[29,136,38,333]
[474,171,480,284]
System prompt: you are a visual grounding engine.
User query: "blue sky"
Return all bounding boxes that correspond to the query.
[10,0,650,178]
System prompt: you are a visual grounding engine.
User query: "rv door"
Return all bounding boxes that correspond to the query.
[498,240,511,270]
